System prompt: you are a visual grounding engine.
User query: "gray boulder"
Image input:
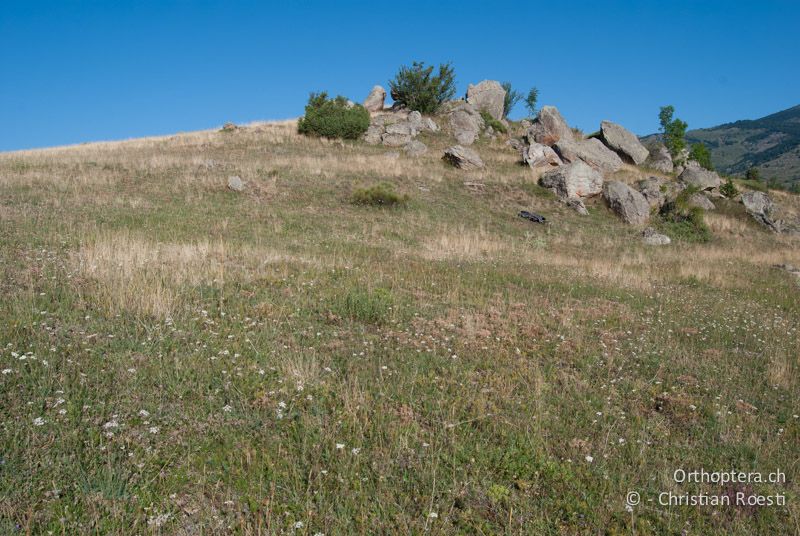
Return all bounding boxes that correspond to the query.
[603,180,651,225]
[227,175,245,192]
[599,121,649,165]
[363,85,386,112]
[635,176,667,208]
[687,192,716,211]
[522,142,562,168]
[421,117,439,132]
[642,227,671,246]
[466,80,506,121]
[381,122,413,146]
[679,165,722,191]
[554,137,624,174]
[539,161,603,199]
[526,106,573,146]
[646,144,674,173]
[364,124,384,145]
[404,140,428,157]
[741,191,779,231]
[443,101,484,146]
[442,145,484,170]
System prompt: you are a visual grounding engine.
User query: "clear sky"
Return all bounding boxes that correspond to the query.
[1,0,798,151]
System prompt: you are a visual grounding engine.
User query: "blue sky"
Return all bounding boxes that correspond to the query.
[1,0,798,151]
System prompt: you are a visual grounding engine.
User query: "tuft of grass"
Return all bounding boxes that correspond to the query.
[479,111,507,134]
[332,287,394,324]
[351,182,409,207]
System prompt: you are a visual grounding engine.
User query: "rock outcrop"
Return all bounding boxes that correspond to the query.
[539,161,603,199]
[404,140,427,157]
[466,80,506,121]
[679,165,722,191]
[554,137,624,173]
[741,191,779,231]
[522,142,562,168]
[442,145,484,170]
[603,180,651,225]
[687,192,716,211]
[525,106,573,146]
[646,144,674,173]
[635,176,667,208]
[599,121,649,165]
[443,101,484,146]
[363,85,386,112]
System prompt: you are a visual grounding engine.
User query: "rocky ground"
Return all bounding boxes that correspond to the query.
[0,101,799,534]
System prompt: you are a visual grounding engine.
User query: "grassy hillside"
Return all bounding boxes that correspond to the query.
[1,122,799,534]
[685,105,800,187]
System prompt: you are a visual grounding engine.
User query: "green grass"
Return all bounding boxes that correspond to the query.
[0,123,798,534]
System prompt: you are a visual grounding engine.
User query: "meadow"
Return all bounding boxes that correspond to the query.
[0,121,798,534]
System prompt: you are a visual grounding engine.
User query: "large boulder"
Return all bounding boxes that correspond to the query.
[466,80,506,121]
[443,101,484,146]
[599,121,649,165]
[635,176,667,208]
[646,144,674,173]
[741,191,778,231]
[554,137,624,174]
[539,161,603,199]
[404,140,428,157]
[679,165,722,191]
[522,142,562,168]
[442,145,484,170]
[603,180,651,225]
[363,85,386,112]
[526,106,573,146]
[687,192,716,211]
[363,124,384,145]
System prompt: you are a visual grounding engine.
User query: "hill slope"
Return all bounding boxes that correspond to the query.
[0,123,799,534]
[685,105,800,186]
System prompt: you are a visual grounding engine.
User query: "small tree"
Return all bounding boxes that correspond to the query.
[745,167,761,182]
[501,82,522,118]
[524,87,539,118]
[659,105,688,160]
[720,178,738,198]
[689,142,714,170]
[297,92,370,140]
[388,61,456,114]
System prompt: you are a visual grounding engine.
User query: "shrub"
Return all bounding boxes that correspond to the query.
[501,82,522,118]
[351,183,409,207]
[658,186,711,242]
[720,178,738,198]
[745,167,761,182]
[659,105,688,160]
[689,142,714,170]
[388,61,456,114]
[297,92,370,140]
[480,110,507,134]
[524,87,539,118]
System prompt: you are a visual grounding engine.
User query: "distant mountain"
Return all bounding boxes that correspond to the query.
[645,105,800,187]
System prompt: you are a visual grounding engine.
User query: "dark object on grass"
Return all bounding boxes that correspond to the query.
[518,210,546,223]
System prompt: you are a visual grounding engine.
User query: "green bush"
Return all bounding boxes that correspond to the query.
[720,178,738,198]
[658,186,711,242]
[351,183,409,207]
[524,87,539,118]
[689,142,714,170]
[297,92,370,140]
[479,111,507,134]
[745,167,761,182]
[388,61,456,114]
